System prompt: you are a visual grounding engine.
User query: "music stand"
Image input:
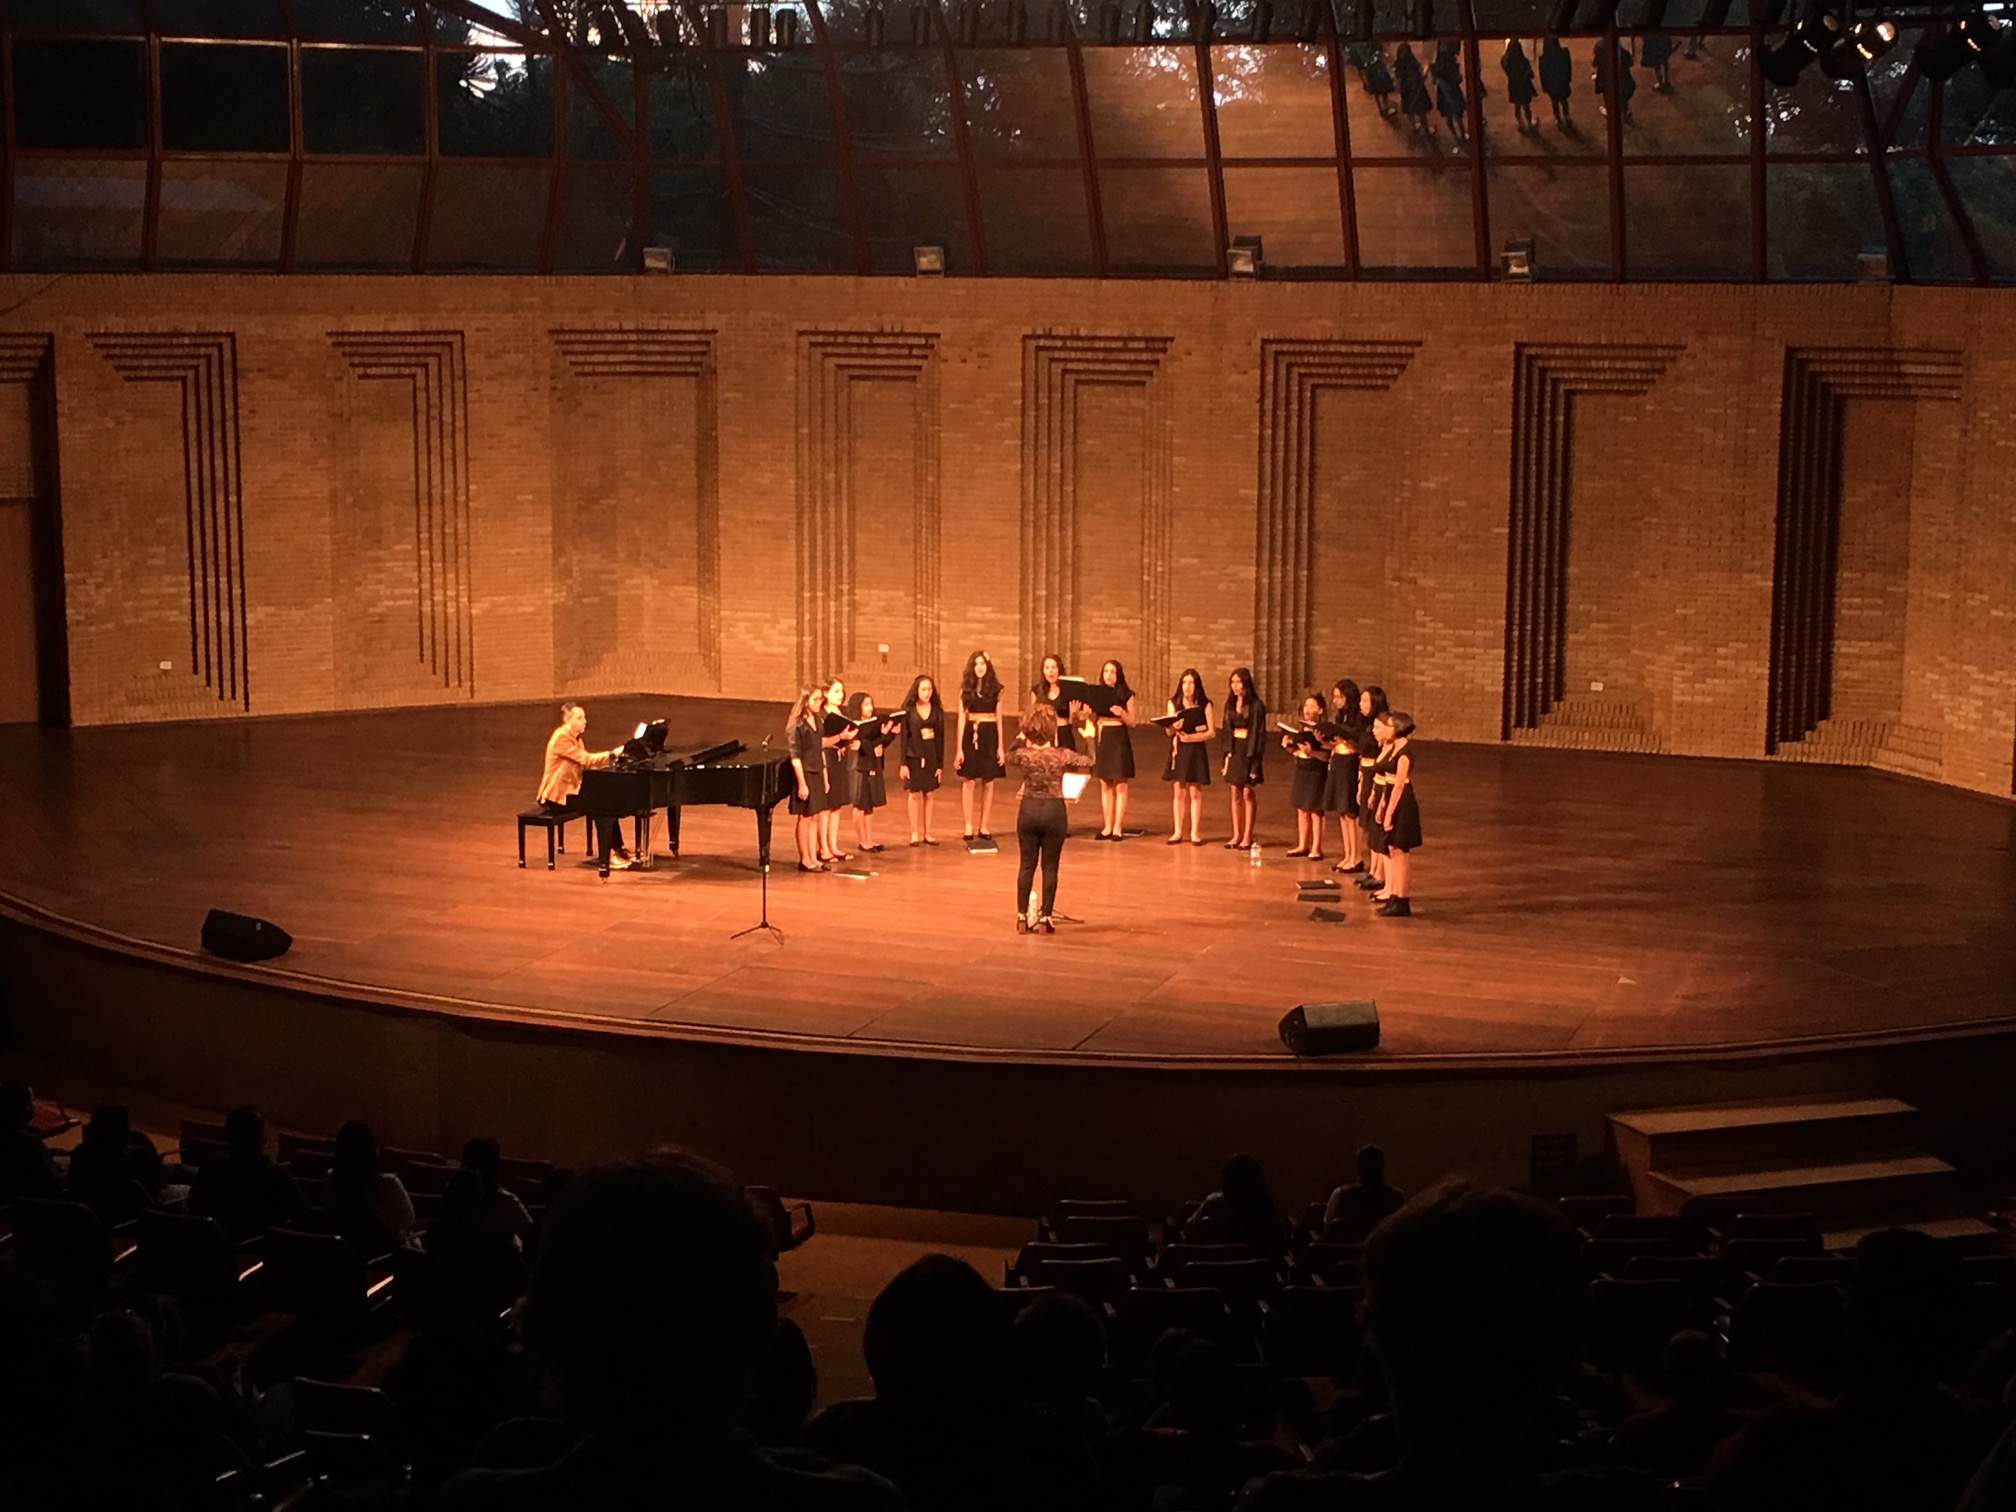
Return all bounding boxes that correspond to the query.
[731,799,785,943]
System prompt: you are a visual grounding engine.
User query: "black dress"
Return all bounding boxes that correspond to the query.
[1376,744,1423,852]
[960,691,1005,780]
[900,707,945,793]
[786,719,825,817]
[1322,716,1366,817]
[820,711,852,812]
[1357,749,1382,853]
[1167,704,1213,786]
[1290,745,1329,813]
[853,720,893,812]
[1222,699,1266,788]
[1502,43,1537,105]
[1035,685,1078,752]
[1094,712,1136,781]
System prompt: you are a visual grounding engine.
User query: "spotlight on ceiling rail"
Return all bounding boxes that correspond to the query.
[1761,8,1842,86]
[1914,20,1974,80]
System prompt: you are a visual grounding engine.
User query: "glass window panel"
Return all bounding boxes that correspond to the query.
[439,51,556,157]
[1612,30,1751,156]
[841,53,956,160]
[1354,165,1477,275]
[1943,154,2016,278]
[1487,163,1610,277]
[962,49,1082,159]
[11,159,145,266]
[1942,70,2016,149]
[1469,0,1562,28]
[551,166,634,270]
[425,163,549,269]
[976,165,1096,273]
[1343,42,1500,161]
[155,0,285,35]
[1212,44,1336,159]
[1221,165,1344,268]
[648,167,739,271]
[1765,68,1865,155]
[295,0,418,41]
[295,161,422,266]
[8,0,143,30]
[1080,47,1206,159]
[302,47,426,154]
[857,168,975,273]
[13,40,147,150]
[645,57,719,162]
[729,54,837,162]
[1626,163,1750,277]
[156,160,287,264]
[1098,165,1217,272]
[162,42,289,153]
[1867,31,1922,141]
[1885,159,1971,282]
[1767,162,1881,278]
[566,59,633,160]
[746,166,855,270]
[1885,76,1928,153]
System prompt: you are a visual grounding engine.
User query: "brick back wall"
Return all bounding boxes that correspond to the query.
[4,276,2013,799]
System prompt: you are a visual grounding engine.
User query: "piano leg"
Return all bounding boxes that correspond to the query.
[666,804,682,857]
[631,811,655,872]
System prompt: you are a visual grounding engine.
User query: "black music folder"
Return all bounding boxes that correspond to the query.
[1152,706,1208,733]
[1056,677,1126,718]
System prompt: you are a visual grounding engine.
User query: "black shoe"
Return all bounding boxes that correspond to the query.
[1355,875,1384,890]
[1035,916,1055,935]
[1015,915,1030,934]
[1377,896,1412,917]
[1333,861,1366,874]
[796,862,825,873]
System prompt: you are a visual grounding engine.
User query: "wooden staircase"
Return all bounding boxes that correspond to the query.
[1609,1094,1999,1252]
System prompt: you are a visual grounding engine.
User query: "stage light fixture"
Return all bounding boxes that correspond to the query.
[1761,11,1841,86]
[913,244,947,275]
[1501,237,1535,280]
[1227,236,1263,276]
[1847,17,1897,59]
[1914,24,1974,81]
[1856,248,1890,281]
[1984,35,2016,87]
[642,245,674,272]
[1958,9,2007,53]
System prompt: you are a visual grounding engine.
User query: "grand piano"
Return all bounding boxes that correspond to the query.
[567,723,792,878]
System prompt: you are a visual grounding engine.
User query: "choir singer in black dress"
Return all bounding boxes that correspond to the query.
[1284,692,1331,860]
[785,690,828,873]
[1032,654,1078,752]
[956,650,1006,845]
[844,691,898,854]
[1371,710,1422,917]
[1221,667,1266,851]
[1092,659,1138,841]
[1006,702,1095,934]
[1164,668,1216,845]
[898,674,946,846]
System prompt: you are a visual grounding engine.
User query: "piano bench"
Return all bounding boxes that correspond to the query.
[517,808,581,870]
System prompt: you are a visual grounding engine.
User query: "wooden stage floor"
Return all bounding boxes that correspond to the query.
[2,696,2013,1065]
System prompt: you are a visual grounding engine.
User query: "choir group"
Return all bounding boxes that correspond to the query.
[783,653,1424,925]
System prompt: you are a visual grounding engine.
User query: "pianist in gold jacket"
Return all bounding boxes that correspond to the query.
[539,703,630,867]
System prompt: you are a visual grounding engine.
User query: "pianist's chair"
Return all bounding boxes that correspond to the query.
[516,807,583,870]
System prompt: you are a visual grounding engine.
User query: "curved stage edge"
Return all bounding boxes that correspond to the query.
[9,895,2016,1214]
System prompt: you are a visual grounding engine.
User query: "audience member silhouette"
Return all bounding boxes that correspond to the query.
[1015,1291,1111,1442]
[1237,1178,1634,1510]
[1607,1328,1745,1479]
[189,1105,308,1241]
[437,1150,901,1510]
[1710,1226,2000,1512]
[1183,1154,1287,1261]
[65,1102,155,1223]
[802,1252,1100,1512]
[744,1317,819,1450]
[459,1136,534,1244]
[422,1167,529,1327]
[323,1119,416,1255]
[1323,1145,1406,1242]
[0,1079,59,1200]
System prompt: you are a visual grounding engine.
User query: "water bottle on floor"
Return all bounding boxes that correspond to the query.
[1250,843,1263,868]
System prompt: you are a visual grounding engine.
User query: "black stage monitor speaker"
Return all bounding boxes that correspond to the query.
[1279,1000,1380,1056]
[201,909,292,964]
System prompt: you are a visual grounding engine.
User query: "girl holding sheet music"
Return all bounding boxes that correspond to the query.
[1323,680,1368,874]
[818,676,852,864]
[845,691,899,854]
[1006,702,1095,934]
[1162,668,1216,845]
[1283,692,1332,859]
[1032,654,1079,752]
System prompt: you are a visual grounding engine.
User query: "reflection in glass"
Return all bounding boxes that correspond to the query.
[162,42,289,153]
[156,160,287,265]
[841,53,957,160]
[1941,70,2016,149]
[645,58,721,162]
[438,52,556,158]
[427,165,550,270]
[1099,166,1217,272]
[1885,160,1970,282]
[976,166,1096,274]
[566,61,633,161]
[1767,163,1881,278]
[649,169,739,272]
[746,167,855,271]
[11,160,147,267]
[1625,164,1749,278]
[302,48,426,155]
[1080,48,1205,159]
[1611,31,1751,157]
[1211,45,1336,159]
[1354,166,1478,276]
[1341,42,1478,161]
[13,40,149,150]
[960,50,1083,159]
[1764,68,1865,156]
[295,162,423,267]
[1487,164,1610,277]
[857,169,973,273]
[551,168,633,271]
[1943,155,2016,277]
[1221,167,1344,270]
